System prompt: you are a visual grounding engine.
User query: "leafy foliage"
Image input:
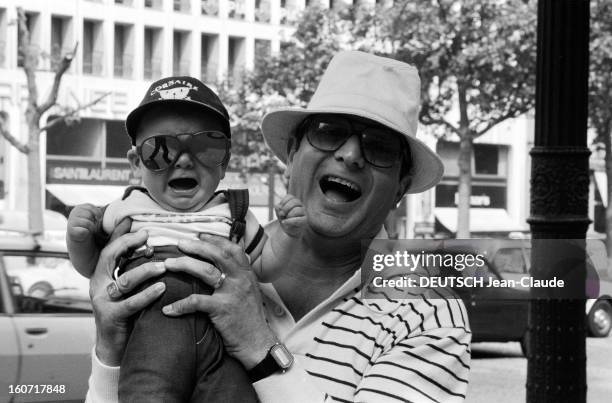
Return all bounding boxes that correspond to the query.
[590,0,612,141]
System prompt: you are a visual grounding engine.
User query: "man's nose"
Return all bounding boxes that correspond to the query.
[174,151,194,169]
[334,134,365,169]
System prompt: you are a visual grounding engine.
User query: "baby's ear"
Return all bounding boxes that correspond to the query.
[127,149,142,178]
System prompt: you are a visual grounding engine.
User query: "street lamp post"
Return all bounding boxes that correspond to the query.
[527,0,590,402]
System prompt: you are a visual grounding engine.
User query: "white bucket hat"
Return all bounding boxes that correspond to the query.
[261,50,444,194]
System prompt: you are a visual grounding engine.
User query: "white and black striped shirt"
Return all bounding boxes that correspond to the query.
[255,269,471,403]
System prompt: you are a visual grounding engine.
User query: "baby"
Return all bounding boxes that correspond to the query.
[66,77,303,403]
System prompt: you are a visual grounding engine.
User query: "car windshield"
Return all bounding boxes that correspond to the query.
[4,253,91,313]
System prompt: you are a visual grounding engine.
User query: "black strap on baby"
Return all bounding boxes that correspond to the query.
[224,189,249,243]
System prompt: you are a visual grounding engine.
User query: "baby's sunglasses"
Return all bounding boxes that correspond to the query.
[136,131,230,172]
[301,114,408,168]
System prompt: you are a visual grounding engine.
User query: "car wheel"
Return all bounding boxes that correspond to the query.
[587,299,612,337]
[28,282,54,298]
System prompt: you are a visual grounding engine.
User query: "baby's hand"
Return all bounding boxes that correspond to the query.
[275,194,306,238]
[67,204,105,244]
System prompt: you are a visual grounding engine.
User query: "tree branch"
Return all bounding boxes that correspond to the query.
[39,91,110,132]
[0,117,29,154]
[17,7,38,111]
[39,42,78,114]
[475,105,531,137]
[420,112,460,136]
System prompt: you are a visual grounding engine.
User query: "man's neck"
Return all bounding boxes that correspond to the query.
[272,230,363,321]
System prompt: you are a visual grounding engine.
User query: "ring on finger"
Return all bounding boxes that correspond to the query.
[106,279,123,300]
[213,272,226,289]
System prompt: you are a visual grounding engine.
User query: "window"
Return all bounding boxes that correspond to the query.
[200,34,218,82]
[145,0,163,9]
[17,12,40,68]
[4,253,91,313]
[228,36,245,85]
[47,118,104,158]
[254,39,271,70]
[0,111,6,199]
[228,0,245,20]
[114,24,133,78]
[435,140,509,209]
[0,9,6,67]
[254,0,270,23]
[173,30,190,75]
[174,0,191,12]
[474,144,499,175]
[50,16,72,70]
[201,0,219,16]
[106,121,131,159]
[83,20,103,75]
[144,27,162,80]
[115,0,133,5]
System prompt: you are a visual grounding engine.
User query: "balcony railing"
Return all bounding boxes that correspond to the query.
[201,0,219,16]
[114,54,133,77]
[228,0,246,20]
[83,51,104,75]
[144,57,162,80]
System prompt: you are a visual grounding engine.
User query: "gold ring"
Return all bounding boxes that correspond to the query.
[213,272,226,289]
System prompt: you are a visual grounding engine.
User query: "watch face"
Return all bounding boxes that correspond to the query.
[270,344,294,369]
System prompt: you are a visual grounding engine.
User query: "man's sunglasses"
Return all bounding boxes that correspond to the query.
[136,131,230,172]
[301,115,408,168]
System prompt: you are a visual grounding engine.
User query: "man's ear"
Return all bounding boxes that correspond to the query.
[127,149,142,178]
[394,175,412,204]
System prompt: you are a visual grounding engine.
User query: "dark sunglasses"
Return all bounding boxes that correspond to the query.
[136,131,230,172]
[301,115,407,168]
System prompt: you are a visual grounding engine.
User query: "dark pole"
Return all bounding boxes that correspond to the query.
[527,0,590,402]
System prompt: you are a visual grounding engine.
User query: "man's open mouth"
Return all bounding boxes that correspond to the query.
[168,177,198,191]
[319,175,362,203]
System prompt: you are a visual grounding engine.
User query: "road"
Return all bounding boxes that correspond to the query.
[466,337,612,403]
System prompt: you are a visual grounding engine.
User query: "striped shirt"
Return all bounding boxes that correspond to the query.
[87,270,471,403]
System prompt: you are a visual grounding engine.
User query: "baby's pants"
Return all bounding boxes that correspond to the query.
[117,246,258,403]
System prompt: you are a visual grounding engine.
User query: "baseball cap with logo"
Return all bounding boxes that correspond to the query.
[125,76,231,144]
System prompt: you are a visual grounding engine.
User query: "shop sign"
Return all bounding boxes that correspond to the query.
[46,160,138,186]
[436,184,506,209]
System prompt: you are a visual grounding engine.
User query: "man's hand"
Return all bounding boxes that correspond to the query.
[275,194,306,238]
[163,235,278,370]
[90,229,166,366]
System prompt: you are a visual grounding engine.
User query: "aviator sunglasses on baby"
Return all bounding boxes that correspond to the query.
[136,131,230,172]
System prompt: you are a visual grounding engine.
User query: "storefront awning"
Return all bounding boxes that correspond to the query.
[46,184,127,206]
[594,171,607,207]
[435,207,527,234]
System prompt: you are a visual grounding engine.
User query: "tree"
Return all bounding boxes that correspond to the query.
[218,6,345,217]
[0,8,107,237]
[589,0,612,277]
[359,0,537,237]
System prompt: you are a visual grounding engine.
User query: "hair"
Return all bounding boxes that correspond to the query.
[288,116,414,192]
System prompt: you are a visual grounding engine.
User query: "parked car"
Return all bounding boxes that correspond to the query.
[0,232,94,402]
[443,239,612,355]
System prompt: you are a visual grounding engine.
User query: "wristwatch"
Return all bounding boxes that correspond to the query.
[248,342,294,383]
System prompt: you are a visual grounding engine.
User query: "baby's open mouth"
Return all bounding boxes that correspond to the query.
[319,175,362,202]
[169,177,198,191]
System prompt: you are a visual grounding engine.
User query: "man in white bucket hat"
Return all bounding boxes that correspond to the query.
[86,51,469,403]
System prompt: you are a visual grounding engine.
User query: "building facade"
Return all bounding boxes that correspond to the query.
[0,0,344,222]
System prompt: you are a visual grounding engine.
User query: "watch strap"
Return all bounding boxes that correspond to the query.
[248,343,293,383]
